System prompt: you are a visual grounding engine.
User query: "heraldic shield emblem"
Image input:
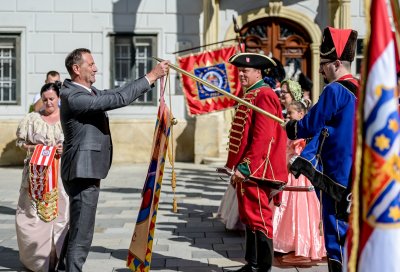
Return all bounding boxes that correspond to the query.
[194,63,231,100]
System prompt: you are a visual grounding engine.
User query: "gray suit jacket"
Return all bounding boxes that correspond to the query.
[60,77,151,182]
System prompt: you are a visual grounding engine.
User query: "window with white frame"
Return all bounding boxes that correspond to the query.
[111,34,157,105]
[0,34,20,105]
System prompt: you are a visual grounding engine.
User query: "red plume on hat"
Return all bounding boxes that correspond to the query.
[320,27,358,62]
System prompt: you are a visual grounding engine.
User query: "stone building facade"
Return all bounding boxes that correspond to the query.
[0,0,366,165]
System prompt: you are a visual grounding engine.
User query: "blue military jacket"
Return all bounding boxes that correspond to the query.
[286,74,359,202]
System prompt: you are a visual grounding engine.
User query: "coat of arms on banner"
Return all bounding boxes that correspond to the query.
[194,63,231,100]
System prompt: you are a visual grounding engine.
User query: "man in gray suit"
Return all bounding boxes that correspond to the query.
[58,48,169,271]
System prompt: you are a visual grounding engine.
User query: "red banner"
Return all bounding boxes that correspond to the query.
[178,46,242,115]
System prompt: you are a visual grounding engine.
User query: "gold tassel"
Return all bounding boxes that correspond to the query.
[165,71,178,213]
[172,198,178,213]
[170,146,178,213]
[171,170,177,212]
[171,170,176,189]
[167,139,173,165]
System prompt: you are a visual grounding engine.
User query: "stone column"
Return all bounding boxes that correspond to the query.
[310,43,321,104]
[340,0,352,28]
[328,0,339,27]
[328,0,352,28]
[203,0,219,45]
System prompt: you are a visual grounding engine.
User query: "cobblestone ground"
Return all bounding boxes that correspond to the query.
[0,163,328,272]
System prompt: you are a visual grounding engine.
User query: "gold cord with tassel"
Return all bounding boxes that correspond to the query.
[165,71,178,213]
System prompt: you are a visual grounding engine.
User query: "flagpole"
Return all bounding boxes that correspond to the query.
[171,38,237,54]
[153,57,285,125]
[347,1,371,271]
[390,0,400,36]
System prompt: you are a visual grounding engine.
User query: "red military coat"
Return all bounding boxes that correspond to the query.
[225,79,287,238]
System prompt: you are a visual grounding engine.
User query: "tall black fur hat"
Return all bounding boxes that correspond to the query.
[320,27,358,62]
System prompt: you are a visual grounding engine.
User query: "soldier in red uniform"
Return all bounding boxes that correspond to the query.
[225,53,288,272]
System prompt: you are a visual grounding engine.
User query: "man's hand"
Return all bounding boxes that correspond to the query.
[230,169,246,186]
[146,60,170,85]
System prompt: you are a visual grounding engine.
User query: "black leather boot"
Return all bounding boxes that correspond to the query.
[327,258,342,272]
[233,227,256,272]
[254,230,273,272]
[245,227,257,266]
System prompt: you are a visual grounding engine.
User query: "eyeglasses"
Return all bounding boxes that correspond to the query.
[319,60,336,69]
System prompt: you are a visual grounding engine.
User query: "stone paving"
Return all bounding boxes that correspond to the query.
[0,163,328,272]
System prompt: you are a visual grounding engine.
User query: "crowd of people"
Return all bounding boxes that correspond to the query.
[218,26,361,272]
[14,25,366,272]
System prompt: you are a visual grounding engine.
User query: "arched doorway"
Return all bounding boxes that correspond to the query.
[240,17,312,87]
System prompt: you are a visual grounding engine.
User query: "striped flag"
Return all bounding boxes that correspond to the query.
[30,144,57,166]
[127,79,171,272]
[346,0,400,271]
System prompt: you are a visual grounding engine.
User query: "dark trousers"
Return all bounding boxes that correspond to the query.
[58,178,100,272]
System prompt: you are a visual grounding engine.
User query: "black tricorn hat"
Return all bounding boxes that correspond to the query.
[320,27,358,62]
[229,53,276,70]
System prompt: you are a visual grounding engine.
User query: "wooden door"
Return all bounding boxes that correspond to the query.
[240,17,312,82]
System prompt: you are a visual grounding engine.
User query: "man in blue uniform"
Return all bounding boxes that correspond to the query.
[285,27,359,272]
